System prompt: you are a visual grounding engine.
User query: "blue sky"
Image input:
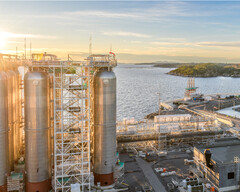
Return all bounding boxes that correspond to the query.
[1,1,240,63]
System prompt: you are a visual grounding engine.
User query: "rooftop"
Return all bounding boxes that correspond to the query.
[197,137,240,164]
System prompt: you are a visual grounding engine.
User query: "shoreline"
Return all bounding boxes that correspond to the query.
[167,72,240,78]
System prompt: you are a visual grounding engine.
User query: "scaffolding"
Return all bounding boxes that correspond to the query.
[26,53,117,191]
[117,117,223,152]
[2,52,117,191]
[27,53,92,192]
[185,77,198,98]
[53,63,91,191]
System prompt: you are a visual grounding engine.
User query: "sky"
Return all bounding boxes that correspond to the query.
[1,1,240,63]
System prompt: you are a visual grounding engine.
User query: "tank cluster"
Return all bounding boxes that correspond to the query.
[0,60,53,191]
[0,53,118,191]
[0,59,23,191]
[24,72,53,191]
[93,69,117,187]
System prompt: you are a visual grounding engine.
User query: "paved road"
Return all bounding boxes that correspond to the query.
[136,157,167,192]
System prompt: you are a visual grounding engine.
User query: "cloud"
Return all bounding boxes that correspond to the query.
[62,2,209,20]
[151,40,240,49]
[151,41,194,47]
[64,10,140,19]
[197,41,240,47]
[155,37,186,42]
[0,31,57,39]
[29,2,211,22]
[131,41,142,44]
[103,31,151,38]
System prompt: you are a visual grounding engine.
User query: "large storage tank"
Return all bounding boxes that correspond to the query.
[48,74,54,176]
[24,72,51,191]
[0,72,8,192]
[17,72,23,158]
[11,71,18,163]
[14,71,22,160]
[7,70,16,172]
[93,69,117,186]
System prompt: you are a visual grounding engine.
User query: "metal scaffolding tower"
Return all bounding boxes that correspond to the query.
[26,53,92,191]
[24,53,117,191]
[185,77,198,98]
[53,62,91,191]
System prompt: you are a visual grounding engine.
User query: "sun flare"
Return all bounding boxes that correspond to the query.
[0,36,6,49]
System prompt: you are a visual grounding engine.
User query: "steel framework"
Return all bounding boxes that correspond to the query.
[26,54,92,191]
[24,53,117,191]
[53,62,91,191]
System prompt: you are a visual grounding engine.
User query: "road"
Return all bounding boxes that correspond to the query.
[136,157,167,192]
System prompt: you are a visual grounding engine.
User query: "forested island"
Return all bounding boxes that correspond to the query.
[168,63,240,77]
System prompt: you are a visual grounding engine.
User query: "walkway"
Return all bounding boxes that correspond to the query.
[136,157,166,192]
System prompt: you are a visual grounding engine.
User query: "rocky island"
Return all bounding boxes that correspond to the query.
[168,63,240,77]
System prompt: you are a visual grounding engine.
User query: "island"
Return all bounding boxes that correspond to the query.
[168,63,240,77]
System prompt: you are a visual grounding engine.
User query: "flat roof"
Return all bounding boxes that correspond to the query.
[197,138,240,164]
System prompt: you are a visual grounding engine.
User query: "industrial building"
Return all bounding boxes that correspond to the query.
[193,138,240,192]
[117,114,223,152]
[0,52,122,192]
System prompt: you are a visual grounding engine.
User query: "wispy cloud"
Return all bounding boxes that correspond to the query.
[62,2,212,19]
[197,41,240,47]
[151,40,240,48]
[64,10,140,19]
[131,40,142,44]
[28,2,215,22]
[155,37,186,43]
[151,41,194,47]
[0,31,57,39]
[103,31,151,38]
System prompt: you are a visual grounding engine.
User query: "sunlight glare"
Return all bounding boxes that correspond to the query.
[0,36,6,49]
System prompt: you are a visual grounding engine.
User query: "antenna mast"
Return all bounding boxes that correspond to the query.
[24,37,26,59]
[30,40,32,59]
[89,35,92,56]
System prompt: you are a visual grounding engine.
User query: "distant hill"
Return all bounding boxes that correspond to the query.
[168,63,240,77]
[135,62,233,68]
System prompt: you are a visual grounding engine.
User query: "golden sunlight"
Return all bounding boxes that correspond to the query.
[0,36,6,49]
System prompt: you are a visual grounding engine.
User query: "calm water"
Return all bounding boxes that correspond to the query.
[217,104,240,118]
[114,64,240,121]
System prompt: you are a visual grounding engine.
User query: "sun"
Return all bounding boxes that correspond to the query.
[0,36,6,49]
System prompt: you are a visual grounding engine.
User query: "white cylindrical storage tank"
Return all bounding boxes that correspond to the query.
[93,69,116,186]
[0,72,8,191]
[48,74,54,176]
[7,70,16,172]
[10,70,19,163]
[15,71,22,160]
[24,72,51,191]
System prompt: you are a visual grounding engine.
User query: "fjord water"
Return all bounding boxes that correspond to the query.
[114,64,240,121]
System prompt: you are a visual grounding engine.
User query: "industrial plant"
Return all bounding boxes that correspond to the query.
[0,52,122,192]
[1,51,240,192]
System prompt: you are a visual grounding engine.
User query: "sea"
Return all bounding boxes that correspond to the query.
[114,64,240,121]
